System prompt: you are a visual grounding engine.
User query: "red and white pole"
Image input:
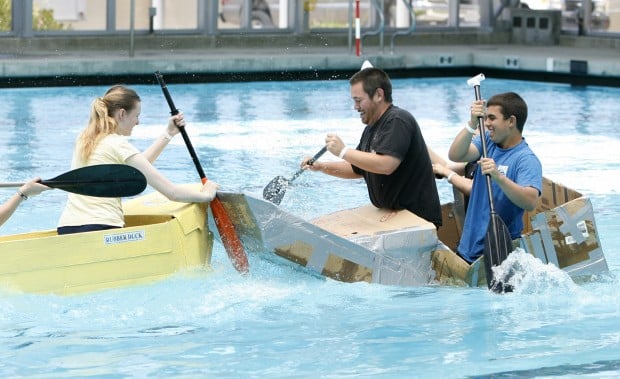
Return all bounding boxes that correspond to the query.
[355,0,361,56]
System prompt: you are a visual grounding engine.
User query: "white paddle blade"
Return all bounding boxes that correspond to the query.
[361,60,374,70]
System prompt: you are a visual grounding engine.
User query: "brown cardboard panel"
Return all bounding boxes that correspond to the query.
[275,241,313,267]
[543,197,600,268]
[431,248,470,286]
[274,241,373,283]
[431,248,487,287]
[322,254,373,283]
[312,204,433,238]
[437,202,461,252]
[538,177,582,212]
[524,177,582,233]
[522,196,601,270]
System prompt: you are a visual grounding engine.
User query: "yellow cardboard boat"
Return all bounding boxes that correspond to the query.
[0,186,213,295]
[217,176,608,287]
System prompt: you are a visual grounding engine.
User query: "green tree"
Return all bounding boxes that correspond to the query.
[33,7,67,31]
[0,0,11,31]
[0,1,67,32]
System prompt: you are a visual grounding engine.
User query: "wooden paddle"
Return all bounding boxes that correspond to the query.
[0,164,146,198]
[263,146,327,205]
[467,73,513,293]
[155,71,249,274]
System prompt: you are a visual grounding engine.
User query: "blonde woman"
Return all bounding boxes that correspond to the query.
[57,85,218,235]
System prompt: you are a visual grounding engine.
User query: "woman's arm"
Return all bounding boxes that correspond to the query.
[126,154,217,203]
[142,114,184,163]
[0,178,50,227]
[433,163,472,196]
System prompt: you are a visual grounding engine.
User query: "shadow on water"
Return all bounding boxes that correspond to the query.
[4,95,37,173]
[470,359,620,378]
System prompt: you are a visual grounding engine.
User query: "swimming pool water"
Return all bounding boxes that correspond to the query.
[0,77,619,377]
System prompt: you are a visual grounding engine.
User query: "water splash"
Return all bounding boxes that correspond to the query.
[494,248,579,294]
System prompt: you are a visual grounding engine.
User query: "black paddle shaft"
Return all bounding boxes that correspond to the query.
[289,146,328,182]
[473,84,496,213]
[154,72,206,181]
[473,82,514,293]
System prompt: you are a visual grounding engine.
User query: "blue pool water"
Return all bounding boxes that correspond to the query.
[0,77,619,377]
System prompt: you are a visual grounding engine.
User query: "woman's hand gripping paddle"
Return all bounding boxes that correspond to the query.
[467,73,514,293]
[263,146,327,205]
[0,164,146,198]
[155,72,249,274]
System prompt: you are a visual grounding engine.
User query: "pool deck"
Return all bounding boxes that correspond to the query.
[1,33,619,87]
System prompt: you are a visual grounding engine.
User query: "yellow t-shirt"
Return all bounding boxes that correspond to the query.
[57,134,140,228]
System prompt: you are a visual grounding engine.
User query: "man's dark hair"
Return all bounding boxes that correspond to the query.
[349,68,393,103]
[487,92,528,133]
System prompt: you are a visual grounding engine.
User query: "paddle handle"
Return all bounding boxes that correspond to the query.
[0,180,108,188]
[0,182,27,188]
[155,72,249,274]
[309,146,328,165]
[0,180,62,188]
[290,145,328,182]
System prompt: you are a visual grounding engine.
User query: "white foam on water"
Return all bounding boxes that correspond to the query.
[494,248,579,295]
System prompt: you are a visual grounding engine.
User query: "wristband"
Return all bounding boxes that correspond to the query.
[18,191,28,200]
[447,172,456,184]
[338,147,349,159]
[464,124,477,134]
[162,132,174,141]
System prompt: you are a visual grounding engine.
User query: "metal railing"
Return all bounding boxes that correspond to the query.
[360,0,386,54]
[390,0,416,54]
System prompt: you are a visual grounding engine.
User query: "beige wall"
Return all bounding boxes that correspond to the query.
[34,0,198,31]
[608,0,620,31]
[116,0,153,30]
[161,0,198,29]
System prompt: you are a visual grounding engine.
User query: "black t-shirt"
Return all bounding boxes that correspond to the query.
[351,105,442,226]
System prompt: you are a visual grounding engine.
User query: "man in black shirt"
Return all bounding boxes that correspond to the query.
[301,67,442,228]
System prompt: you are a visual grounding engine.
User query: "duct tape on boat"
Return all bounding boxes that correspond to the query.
[564,220,588,245]
[104,230,146,244]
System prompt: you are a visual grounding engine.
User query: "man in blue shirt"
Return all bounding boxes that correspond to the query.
[448,92,542,263]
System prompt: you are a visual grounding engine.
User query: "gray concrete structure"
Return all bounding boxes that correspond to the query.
[1,32,619,87]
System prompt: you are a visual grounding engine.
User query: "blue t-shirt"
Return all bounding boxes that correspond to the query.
[457,132,542,262]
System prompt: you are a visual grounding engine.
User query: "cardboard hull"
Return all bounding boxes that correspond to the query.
[217,192,439,286]
[218,176,608,288]
[433,178,608,286]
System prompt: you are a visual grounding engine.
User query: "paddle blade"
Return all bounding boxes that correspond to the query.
[263,176,290,205]
[42,164,147,198]
[483,213,514,293]
[211,197,250,274]
[262,146,327,205]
